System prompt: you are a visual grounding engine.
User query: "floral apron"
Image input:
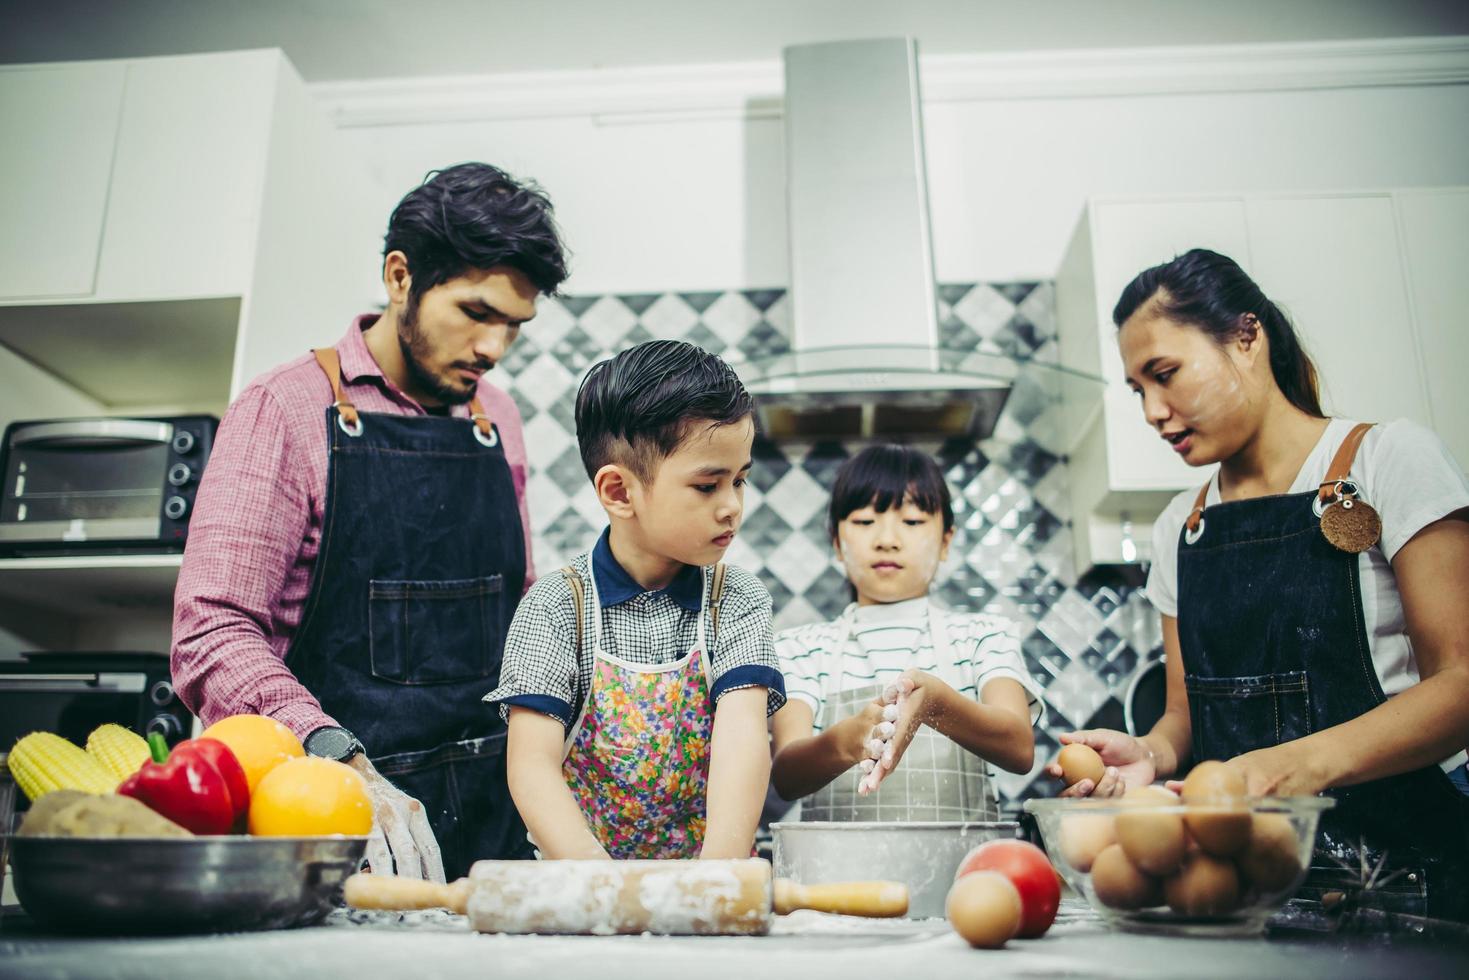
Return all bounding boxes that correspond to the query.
[558,564,726,859]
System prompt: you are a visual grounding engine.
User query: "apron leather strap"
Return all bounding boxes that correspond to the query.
[313,348,360,430]
[561,566,585,658]
[1318,422,1375,504]
[709,562,727,651]
[1185,422,1377,533]
[312,347,494,439]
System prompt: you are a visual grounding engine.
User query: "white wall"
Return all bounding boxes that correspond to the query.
[323,38,1469,294]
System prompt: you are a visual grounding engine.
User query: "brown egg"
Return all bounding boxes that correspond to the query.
[1115,786,1186,875]
[1091,843,1163,910]
[1237,813,1303,894]
[1185,805,1253,857]
[1164,852,1241,916]
[946,870,1022,949]
[1057,743,1106,787]
[1058,813,1116,872]
[1180,760,1247,804]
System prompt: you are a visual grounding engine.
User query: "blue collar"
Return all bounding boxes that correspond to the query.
[591,528,703,611]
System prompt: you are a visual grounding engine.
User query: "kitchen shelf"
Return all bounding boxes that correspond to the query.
[0,554,182,616]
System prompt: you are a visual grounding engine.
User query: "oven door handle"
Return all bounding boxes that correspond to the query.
[11,420,173,448]
[0,672,147,693]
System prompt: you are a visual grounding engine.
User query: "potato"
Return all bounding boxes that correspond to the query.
[19,791,193,838]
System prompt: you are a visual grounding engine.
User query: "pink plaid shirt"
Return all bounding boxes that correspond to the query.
[171,315,536,739]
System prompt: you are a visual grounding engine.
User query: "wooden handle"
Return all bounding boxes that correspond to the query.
[343,873,473,914]
[464,859,773,935]
[772,878,909,918]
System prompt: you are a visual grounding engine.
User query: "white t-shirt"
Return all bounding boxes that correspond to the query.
[1147,418,1469,770]
[775,596,1045,730]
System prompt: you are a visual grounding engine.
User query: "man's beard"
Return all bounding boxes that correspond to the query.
[396,291,480,406]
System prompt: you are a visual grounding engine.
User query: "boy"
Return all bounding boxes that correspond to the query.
[487,340,784,859]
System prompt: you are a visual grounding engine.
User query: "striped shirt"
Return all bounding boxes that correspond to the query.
[486,529,786,727]
[775,596,1043,731]
[170,315,535,740]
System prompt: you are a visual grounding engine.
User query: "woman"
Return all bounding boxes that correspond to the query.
[1049,248,1469,925]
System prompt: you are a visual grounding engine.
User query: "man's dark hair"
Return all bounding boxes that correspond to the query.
[576,340,754,483]
[383,162,570,299]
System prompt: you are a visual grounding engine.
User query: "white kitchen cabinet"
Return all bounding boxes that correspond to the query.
[0,63,125,299]
[0,49,380,655]
[1395,189,1469,472]
[1058,189,1467,569]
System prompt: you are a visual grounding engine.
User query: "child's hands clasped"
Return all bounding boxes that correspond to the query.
[856,669,944,794]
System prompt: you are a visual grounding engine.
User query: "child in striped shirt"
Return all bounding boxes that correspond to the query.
[770,445,1042,820]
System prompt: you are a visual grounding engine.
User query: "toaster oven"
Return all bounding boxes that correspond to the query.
[0,415,218,557]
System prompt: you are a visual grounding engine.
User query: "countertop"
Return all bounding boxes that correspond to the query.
[2,902,1467,980]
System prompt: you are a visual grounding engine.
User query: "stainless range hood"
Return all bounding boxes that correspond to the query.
[744,37,1012,442]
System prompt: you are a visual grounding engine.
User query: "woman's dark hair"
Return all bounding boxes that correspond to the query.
[826,445,955,540]
[576,340,754,483]
[384,162,570,299]
[1112,248,1323,418]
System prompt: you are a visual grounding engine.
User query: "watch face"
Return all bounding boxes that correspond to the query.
[307,726,356,761]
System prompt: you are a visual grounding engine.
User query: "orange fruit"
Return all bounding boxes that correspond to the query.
[248,756,373,837]
[200,714,305,794]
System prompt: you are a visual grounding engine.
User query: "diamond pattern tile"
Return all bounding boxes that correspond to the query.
[487,280,1166,808]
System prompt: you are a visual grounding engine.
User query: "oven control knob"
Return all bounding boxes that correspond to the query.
[171,430,196,454]
[164,495,189,520]
[149,680,175,706]
[145,714,183,742]
[167,463,193,487]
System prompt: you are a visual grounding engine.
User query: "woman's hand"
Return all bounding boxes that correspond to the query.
[1045,729,1156,798]
[1164,744,1327,798]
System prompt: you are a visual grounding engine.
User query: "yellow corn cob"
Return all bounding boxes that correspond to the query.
[7,731,120,801]
[86,723,152,781]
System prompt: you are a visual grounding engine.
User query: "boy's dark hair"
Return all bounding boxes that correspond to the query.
[383,162,570,300]
[826,445,955,539]
[576,340,754,483]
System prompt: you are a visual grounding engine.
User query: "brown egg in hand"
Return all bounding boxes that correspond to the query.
[1238,813,1303,894]
[1058,813,1117,872]
[1115,786,1186,876]
[1091,843,1163,910]
[946,871,1022,949]
[1164,852,1241,916]
[1057,743,1106,787]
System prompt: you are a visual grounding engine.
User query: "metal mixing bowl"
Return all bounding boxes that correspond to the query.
[9,834,368,933]
[771,820,1019,919]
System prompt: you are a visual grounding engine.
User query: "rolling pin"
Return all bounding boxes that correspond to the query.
[343,858,907,935]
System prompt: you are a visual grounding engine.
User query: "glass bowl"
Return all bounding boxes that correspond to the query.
[1025,794,1335,937]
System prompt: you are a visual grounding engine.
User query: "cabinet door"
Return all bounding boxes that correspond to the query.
[1395,189,1469,471]
[1092,199,1252,491]
[93,53,275,300]
[0,64,124,299]
[1245,195,1430,427]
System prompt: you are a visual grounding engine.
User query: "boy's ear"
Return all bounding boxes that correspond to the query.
[594,463,638,519]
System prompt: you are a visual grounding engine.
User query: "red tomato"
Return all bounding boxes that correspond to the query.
[955,840,1060,938]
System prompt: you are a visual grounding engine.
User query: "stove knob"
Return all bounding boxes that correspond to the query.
[149,679,175,706]
[164,495,189,520]
[146,714,183,742]
[171,430,196,454]
[167,463,193,487]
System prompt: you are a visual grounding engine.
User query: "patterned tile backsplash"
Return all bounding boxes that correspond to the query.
[495,281,1164,807]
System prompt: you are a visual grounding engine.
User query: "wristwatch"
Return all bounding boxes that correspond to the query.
[304,725,364,764]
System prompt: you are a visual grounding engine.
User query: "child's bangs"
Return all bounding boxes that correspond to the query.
[827,445,953,535]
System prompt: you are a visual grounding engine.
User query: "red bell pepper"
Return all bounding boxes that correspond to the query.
[118,733,250,835]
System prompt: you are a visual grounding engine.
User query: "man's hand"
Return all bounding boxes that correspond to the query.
[349,754,445,882]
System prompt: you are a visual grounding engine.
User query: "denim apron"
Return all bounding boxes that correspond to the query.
[1176,422,1469,925]
[555,564,725,859]
[285,348,532,879]
[802,602,999,822]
